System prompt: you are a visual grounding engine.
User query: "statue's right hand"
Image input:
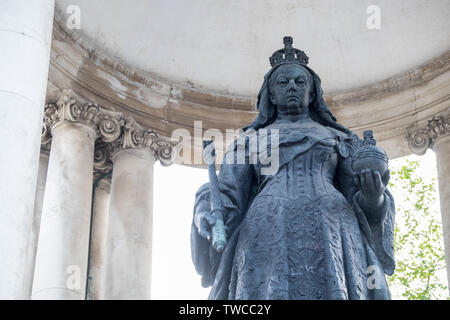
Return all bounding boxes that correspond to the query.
[194,210,217,242]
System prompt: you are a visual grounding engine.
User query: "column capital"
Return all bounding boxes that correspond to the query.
[43,89,180,169]
[407,110,450,155]
[104,116,178,166]
[42,89,124,142]
[93,141,113,180]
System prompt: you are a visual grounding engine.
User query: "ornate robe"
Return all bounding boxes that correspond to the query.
[191,124,395,300]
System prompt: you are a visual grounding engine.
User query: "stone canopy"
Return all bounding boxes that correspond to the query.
[48,0,450,161]
[1,0,449,300]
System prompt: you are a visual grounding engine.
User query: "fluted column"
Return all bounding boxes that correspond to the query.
[408,111,450,292]
[0,0,55,299]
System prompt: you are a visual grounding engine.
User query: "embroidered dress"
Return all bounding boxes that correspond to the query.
[192,125,395,300]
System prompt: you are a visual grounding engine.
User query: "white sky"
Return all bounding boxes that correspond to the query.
[152,163,210,299]
[151,149,445,300]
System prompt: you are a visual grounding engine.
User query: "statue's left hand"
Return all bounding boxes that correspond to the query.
[353,169,390,208]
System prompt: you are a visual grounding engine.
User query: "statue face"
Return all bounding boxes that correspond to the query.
[269,64,312,116]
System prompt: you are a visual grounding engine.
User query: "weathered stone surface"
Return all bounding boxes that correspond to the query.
[87,178,111,300]
[32,121,97,300]
[104,148,155,299]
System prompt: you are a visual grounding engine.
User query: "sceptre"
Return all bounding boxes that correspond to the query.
[203,140,227,253]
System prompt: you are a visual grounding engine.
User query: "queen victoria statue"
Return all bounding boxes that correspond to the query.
[191,37,395,300]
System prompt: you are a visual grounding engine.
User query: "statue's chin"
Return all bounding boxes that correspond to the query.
[280,104,308,115]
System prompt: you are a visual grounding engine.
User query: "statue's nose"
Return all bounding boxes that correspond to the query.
[287,80,298,92]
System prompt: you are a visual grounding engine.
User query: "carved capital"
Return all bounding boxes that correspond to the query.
[93,140,113,179]
[41,103,57,146]
[407,110,450,155]
[97,110,125,143]
[42,89,180,167]
[42,89,125,139]
[105,117,180,166]
[153,136,181,167]
[42,90,98,139]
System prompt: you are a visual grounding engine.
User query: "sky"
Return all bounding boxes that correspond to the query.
[151,162,210,299]
[150,149,446,300]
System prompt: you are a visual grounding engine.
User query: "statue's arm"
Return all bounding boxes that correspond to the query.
[216,158,255,233]
[191,183,218,287]
[335,136,396,275]
[193,138,256,240]
[191,141,256,286]
[335,135,391,223]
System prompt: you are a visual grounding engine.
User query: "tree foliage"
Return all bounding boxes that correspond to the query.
[387,158,448,299]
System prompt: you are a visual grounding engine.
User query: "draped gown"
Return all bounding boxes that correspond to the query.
[191,123,395,300]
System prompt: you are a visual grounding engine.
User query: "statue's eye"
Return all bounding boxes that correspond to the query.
[279,79,288,86]
[296,78,305,85]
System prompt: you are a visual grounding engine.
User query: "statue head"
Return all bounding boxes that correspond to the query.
[268,63,314,118]
[244,37,350,134]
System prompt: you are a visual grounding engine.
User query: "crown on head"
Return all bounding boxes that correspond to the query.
[269,36,309,67]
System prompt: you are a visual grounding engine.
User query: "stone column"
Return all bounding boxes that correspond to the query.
[32,98,98,299]
[24,150,50,299]
[408,111,450,292]
[435,134,450,290]
[104,148,155,299]
[31,91,126,300]
[102,118,177,299]
[0,0,55,299]
[103,119,161,300]
[87,175,112,300]
[32,91,177,300]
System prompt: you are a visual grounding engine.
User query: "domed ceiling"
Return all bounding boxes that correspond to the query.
[55,0,450,96]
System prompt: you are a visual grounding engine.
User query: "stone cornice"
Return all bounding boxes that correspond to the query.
[42,90,180,168]
[407,108,450,155]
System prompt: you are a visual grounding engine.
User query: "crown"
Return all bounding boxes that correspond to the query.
[269,36,309,67]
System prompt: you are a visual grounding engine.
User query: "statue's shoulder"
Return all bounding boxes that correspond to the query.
[327,127,360,143]
[326,127,362,159]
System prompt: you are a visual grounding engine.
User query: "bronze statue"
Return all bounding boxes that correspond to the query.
[191,37,395,300]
